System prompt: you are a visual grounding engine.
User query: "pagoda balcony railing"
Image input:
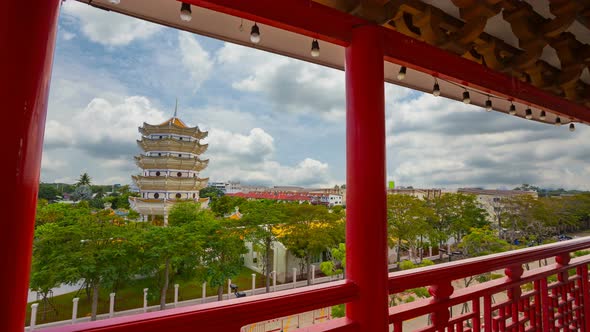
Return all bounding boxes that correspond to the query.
[43,237,590,332]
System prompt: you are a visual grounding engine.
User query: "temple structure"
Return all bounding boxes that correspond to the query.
[130,104,209,225]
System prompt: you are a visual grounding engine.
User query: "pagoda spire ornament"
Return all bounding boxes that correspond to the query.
[130,101,209,225]
[173,98,178,119]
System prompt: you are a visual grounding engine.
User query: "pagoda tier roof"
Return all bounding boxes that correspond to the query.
[137,137,208,155]
[134,155,209,172]
[132,175,209,191]
[139,119,208,140]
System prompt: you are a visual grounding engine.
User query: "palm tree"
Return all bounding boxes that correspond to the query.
[76,172,92,187]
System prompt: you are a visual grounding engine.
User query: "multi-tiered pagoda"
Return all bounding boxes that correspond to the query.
[130,106,209,225]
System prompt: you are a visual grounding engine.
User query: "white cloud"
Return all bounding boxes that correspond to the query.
[62,1,161,46]
[41,153,66,172]
[216,43,345,120]
[208,128,274,164]
[45,96,166,159]
[385,92,590,190]
[74,96,165,146]
[178,32,213,90]
[204,127,333,187]
[62,31,76,41]
[44,120,75,149]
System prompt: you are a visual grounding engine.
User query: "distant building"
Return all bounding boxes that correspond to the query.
[129,105,210,225]
[457,188,539,224]
[226,191,344,207]
[208,181,243,194]
[387,188,442,200]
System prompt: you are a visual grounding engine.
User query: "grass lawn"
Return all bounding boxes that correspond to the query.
[26,267,272,326]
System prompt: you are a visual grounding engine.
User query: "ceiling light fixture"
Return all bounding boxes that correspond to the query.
[250,23,261,44]
[180,3,192,22]
[311,39,320,57]
[485,97,492,112]
[462,90,470,104]
[509,103,516,115]
[432,78,440,97]
[397,66,406,80]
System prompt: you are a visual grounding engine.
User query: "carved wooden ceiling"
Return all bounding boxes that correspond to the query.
[314,0,590,108]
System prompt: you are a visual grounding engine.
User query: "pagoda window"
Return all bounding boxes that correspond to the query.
[159,135,163,139]
[179,137,183,141]
[154,193,160,199]
[177,172,182,177]
[193,193,196,198]
[178,154,182,157]
[176,193,181,199]
[158,153,162,156]
[156,171,161,176]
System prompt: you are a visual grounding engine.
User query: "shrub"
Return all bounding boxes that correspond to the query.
[418,259,434,267]
[410,287,430,298]
[399,260,416,270]
[331,304,345,318]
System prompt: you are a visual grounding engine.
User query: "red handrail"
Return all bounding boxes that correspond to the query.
[42,281,358,332]
[388,236,590,293]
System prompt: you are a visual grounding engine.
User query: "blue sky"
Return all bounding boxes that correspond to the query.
[41,1,590,190]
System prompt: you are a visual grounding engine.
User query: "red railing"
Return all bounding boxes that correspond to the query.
[42,237,590,332]
[388,237,590,331]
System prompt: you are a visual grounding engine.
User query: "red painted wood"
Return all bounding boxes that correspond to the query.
[345,25,389,332]
[388,237,590,294]
[0,1,60,331]
[185,0,362,46]
[185,0,590,123]
[581,265,590,329]
[42,280,358,332]
[290,318,359,332]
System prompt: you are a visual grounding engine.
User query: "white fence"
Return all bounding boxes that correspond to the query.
[25,270,344,331]
[26,253,443,331]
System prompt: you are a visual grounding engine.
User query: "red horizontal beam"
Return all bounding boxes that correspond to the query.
[388,236,590,294]
[381,30,590,122]
[43,280,358,332]
[185,0,590,123]
[185,0,363,47]
[291,318,359,332]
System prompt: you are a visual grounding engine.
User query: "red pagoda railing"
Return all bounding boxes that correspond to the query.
[43,237,590,332]
[388,237,590,331]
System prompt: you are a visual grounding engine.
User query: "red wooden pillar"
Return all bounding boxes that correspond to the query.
[345,25,389,331]
[0,1,61,331]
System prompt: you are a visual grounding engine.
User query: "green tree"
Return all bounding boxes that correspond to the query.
[200,187,225,200]
[32,210,133,320]
[428,193,486,258]
[320,243,346,277]
[72,185,93,201]
[135,222,203,309]
[210,195,247,217]
[459,227,509,257]
[199,217,248,300]
[76,172,92,187]
[502,195,554,244]
[280,204,344,285]
[387,195,434,262]
[239,200,286,292]
[38,183,60,201]
[168,201,202,226]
